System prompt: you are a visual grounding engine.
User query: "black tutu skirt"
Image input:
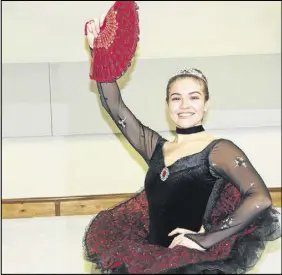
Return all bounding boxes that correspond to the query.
[83,181,281,274]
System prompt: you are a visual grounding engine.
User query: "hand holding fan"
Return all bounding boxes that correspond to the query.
[84,1,140,82]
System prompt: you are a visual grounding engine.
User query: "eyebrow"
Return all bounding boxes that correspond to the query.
[170,91,202,97]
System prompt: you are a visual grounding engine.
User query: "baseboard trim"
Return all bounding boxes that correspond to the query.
[2,188,281,219]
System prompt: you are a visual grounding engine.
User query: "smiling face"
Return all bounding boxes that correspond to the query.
[166,76,209,129]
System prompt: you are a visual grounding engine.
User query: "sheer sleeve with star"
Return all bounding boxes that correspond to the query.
[184,139,273,249]
[89,47,161,165]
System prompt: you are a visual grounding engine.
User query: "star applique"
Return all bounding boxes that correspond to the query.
[118,117,126,128]
[234,157,247,168]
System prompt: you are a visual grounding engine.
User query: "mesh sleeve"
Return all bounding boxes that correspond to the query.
[89,47,161,164]
[184,139,272,249]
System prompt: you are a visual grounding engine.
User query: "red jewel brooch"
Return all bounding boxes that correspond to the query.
[160,167,170,181]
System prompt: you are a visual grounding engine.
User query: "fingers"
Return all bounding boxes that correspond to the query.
[169,234,183,249]
[168,228,196,236]
[168,238,177,249]
[85,18,101,38]
[169,233,207,251]
[199,225,205,233]
[168,228,180,236]
[85,25,94,48]
[84,15,105,50]
[89,21,97,38]
[92,18,100,36]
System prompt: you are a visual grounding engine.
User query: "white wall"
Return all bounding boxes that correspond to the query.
[2,1,281,199]
[2,127,281,199]
[2,1,281,63]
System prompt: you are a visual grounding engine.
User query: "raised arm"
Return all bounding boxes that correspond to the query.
[89,48,161,164]
[184,139,273,249]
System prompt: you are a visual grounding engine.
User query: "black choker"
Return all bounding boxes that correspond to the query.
[176,125,205,135]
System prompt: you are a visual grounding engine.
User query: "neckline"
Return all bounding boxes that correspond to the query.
[160,138,220,169]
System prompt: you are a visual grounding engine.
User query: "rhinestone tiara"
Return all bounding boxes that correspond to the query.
[171,68,208,84]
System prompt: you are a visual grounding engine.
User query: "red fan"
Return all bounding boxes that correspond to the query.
[85,1,140,82]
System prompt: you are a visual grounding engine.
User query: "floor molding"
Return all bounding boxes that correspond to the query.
[2,188,281,219]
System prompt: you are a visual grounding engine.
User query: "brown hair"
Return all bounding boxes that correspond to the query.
[166,68,209,103]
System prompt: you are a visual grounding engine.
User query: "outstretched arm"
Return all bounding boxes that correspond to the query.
[184,139,272,249]
[90,48,161,164]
